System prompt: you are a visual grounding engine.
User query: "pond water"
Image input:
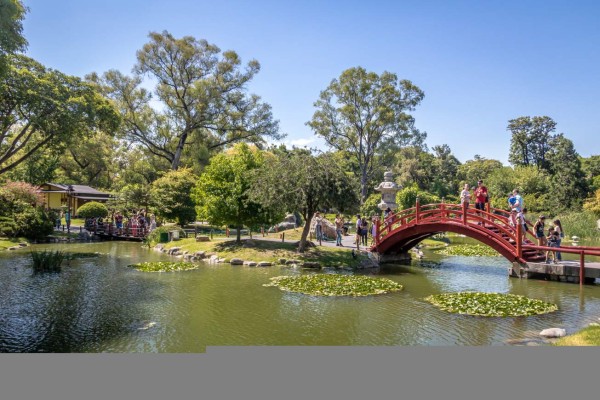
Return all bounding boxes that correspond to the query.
[1,241,600,352]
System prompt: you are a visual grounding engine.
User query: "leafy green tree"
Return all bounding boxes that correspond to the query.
[486,165,552,212]
[193,144,271,242]
[91,31,282,171]
[508,116,556,170]
[395,184,440,210]
[583,189,600,217]
[57,131,120,188]
[429,144,461,198]
[76,201,109,218]
[360,193,383,219]
[0,55,120,176]
[0,0,27,76]
[307,66,425,204]
[393,146,435,191]
[150,167,197,225]
[457,156,504,187]
[581,155,600,192]
[250,148,359,252]
[546,134,588,211]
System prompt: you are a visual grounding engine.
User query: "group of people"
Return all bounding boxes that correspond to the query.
[312,212,378,248]
[462,182,566,263]
[86,210,157,237]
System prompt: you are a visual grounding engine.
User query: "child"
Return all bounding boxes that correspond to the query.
[518,208,529,244]
[553,219,564,261]
[460,184,471,208]
[533,215,547,247]
[546,227,559,263]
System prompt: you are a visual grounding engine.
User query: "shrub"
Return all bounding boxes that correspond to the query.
[0,216,18,237]
[77,201,109,218]
[13,207,54,239]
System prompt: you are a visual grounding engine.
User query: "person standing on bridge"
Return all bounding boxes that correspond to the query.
[474,180,488,225]
[553,219,564,261]
[511,189,524,212]
[460,183,471,208]
[533,215,547,247]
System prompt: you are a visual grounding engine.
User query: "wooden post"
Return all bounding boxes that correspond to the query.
[486,200,491,224]
[375,218,381,248]
[415,197,420,224]
[281,232,285,243]
[462,201,467,225]
[580,251,585,286]
[516,222,522,259]
[441,198,445,222]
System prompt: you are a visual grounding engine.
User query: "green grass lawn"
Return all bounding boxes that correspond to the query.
[554,325,600,346]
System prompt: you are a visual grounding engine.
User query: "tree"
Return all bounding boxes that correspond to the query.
[486,165,552,212]
[0,0,27,75]
[0,55,120,176]
[250,148,359,252]
[429,144,461,199]
[307,66,425,204]
[193,144,272,242]
[92,31,282,171]
[546,134,588,211]
[150,168,197,225]
[393,146,435,191]
[508,116,556,170]
[457,156,504,187]
[581,155,600,192]
[583,189,600,216]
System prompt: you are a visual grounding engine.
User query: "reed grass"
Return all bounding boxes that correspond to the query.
[30,250,65,273]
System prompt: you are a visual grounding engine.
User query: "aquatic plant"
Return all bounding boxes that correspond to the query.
[425,292,558,317]
[264,274,403,297]
[433,244,500,257]
[31,250,65,273]
[129,261,198,272]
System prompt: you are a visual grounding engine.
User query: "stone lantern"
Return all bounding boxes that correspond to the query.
[375,171,400,211]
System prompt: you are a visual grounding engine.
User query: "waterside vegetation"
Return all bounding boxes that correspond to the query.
[264,274,403,296]
[425,292,558,317]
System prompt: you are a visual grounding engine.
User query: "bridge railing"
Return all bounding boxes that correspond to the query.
[376,201,521,253]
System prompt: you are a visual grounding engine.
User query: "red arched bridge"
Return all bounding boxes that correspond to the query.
[372,201,600,284]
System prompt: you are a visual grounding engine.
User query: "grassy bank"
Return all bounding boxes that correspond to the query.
[0,237,28,251]
[159,236,369,268]
[554,325,600,346]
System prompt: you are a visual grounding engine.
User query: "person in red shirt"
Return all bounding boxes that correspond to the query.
[474,179,488,225]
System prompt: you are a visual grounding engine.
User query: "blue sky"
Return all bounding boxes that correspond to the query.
[21,0,600,164]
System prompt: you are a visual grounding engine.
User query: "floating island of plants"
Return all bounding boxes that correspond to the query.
[264,274,403,297]
[425,292,558,317]
[433,244,500,257]
[129,261,198,272]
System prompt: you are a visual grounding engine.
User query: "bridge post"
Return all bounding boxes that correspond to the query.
[415,197,420,223]
[375,218,381,248]
[516,222,522,259]
[441,198,445,222]
[580,251,585,286]
[462,201,467,225]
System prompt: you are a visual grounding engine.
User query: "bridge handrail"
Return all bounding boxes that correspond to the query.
[377,204,520,255]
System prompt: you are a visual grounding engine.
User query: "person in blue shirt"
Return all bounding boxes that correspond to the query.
[510,189,524,212]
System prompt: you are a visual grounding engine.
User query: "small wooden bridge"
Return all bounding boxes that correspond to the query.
[373,201,600,284]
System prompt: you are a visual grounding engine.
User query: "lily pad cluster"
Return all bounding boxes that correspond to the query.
[434,244,500,257]
[264,274,403,297]
[425,292,558,317]
[129,261,198,272]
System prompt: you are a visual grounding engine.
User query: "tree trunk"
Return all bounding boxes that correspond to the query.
[297,214,313,253]
[360,167,369,204]
[236,224,242,243]
[171,131,189,170]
